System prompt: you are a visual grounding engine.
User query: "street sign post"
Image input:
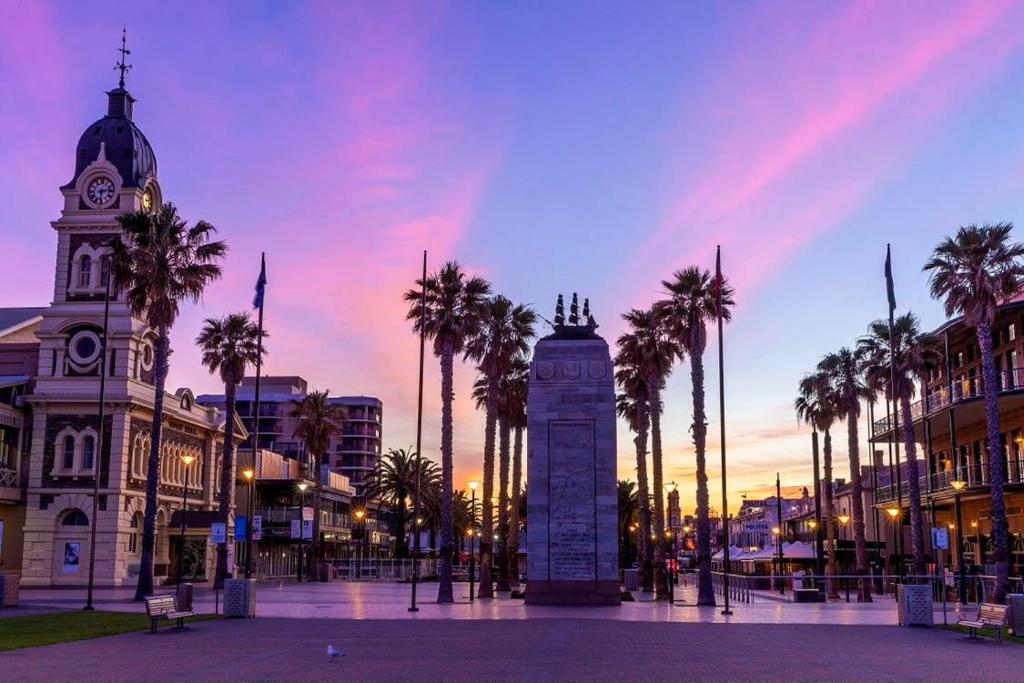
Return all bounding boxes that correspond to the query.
[211,522,227,544]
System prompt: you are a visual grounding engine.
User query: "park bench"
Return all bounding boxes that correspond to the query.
[956,603,1010,643]
[144,594,195,633]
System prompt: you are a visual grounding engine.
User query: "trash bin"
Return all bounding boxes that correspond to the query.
[175,583,194,611]
[1008,594,1024,637]
[0,573,20,607]
[623,568,640,591]
[223,578,256,618]
[897,584,934,626]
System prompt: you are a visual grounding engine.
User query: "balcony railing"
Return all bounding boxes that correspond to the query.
[872,367,1024,436]
[874,460,1024,504]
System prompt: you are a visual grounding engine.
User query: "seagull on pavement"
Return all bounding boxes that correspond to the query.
[327,645,344,661]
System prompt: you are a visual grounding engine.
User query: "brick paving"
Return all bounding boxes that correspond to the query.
[1,616,1019,682]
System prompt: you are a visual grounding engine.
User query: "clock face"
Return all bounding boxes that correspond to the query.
[87,177,116,205]
[142,188,154,212]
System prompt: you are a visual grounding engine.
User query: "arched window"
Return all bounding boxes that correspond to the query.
[99,255,111,288]
[62,436,75,470]
[128,513,141,554]
[79,255,92,287]
[82,435,95,471]
[61,509,89,526]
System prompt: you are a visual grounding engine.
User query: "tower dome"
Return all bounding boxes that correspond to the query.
[63,86,157,190]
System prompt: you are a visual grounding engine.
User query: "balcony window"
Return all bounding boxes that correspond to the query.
[1010,323,1017,342]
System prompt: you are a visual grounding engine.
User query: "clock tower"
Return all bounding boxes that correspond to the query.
[19,50,236,588]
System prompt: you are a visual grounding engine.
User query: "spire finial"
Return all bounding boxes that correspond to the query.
[115,26,132,88]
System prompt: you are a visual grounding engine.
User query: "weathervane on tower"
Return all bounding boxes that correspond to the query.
[116,26,132,88]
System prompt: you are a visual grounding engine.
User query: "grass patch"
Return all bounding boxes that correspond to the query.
[941,624,1023,644]
[0,610,217,652]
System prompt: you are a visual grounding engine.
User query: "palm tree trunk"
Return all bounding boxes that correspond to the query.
[690,350,715,607]
[478,372,499,599]
[311,454,323,579]
[509,424,523,588]
[496,416,512,592]
[134,326,170,600]
[213,380,237,589]
[437,340,456,603]
[846,398,871,602]
[898,394,926,580]
[977,323,1010,602]
[649,375,669,601]
[823,428,840,600]
[635,400,653,593]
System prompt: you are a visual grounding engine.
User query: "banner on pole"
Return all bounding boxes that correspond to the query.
[211,522,227,544]
[252,515,262,541]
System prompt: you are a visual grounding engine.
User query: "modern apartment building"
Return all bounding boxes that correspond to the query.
[197,376,383,493]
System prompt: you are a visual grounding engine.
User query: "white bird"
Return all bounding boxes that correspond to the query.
[327,645,344,660]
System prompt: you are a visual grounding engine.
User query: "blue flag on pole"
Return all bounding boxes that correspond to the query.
[253,253,267,310]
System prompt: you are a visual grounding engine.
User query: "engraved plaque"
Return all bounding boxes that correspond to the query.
[549,422,595,580]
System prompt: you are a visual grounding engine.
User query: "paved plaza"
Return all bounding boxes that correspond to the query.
[3,581,1019,682]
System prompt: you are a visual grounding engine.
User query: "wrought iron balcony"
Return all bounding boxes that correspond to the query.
[872,367,1024,436]
[874,459,1024,504]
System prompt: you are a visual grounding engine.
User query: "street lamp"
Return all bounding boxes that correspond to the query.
[885,506,900,581]
[177,453,196,584]
[468,480,479,602]
[772,526,783,594]
[355,509,367,564]
[242,468,255,579]
[950,479,967,605]
[297,482,309,582]
[837,514,852,601]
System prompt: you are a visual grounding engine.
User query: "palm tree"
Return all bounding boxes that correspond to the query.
[465,295,535,597]
[195,313,266,589]
[924,223,1024,602]
[364,447,439,558]
[818,348,872,602]
[795,371,841,599]
[858,314,942,580]
[654,266,735,606]
[615,364,653,592]
[110,204,226,600]
[618,479,640,569]
[404,262,490,602]
[617,308,682,600]
[505,357,530,588]
[289,390,347,578]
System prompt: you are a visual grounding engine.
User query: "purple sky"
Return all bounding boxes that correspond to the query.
[3,1,1024,510]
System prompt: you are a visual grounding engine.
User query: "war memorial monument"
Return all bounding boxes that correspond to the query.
[525,296,620,606]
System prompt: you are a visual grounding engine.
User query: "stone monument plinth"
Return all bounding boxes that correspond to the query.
[525,322,619,606]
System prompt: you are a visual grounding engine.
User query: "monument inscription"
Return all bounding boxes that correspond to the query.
[549,421,596,580]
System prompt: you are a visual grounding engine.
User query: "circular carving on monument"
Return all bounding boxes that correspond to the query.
[562,361,581,379]
[588,361,607,379]
[536,361,555,380]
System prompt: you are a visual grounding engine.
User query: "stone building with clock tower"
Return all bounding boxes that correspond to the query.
[16,75,241,587]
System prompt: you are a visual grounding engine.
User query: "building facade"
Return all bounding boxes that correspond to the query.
[198,376,383,493]
[871,302,1024,579]
[6,77,239,587]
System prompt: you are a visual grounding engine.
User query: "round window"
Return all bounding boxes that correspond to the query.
[68,330,102,364]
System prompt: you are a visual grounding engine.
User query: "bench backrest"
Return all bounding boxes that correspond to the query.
[977,603,1009,624]
[145,594,178,617]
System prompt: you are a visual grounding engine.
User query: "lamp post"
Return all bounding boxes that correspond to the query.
[242,468,255,579]
[885,506,900,587]
[838,514,851,602]
[355,509,367,565]
[772,526,783,594]
[950,479,967,605]
[297,482,309,582]
[468,481,479,602]
[664,482,678,599]
[177,453,196,584]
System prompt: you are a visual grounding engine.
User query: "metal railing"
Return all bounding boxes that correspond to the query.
[872,367,1024,436]
[710,572,754,604]
[874,460,1024,503]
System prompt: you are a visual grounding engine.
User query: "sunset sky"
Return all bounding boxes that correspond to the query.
[3,1,1024,512]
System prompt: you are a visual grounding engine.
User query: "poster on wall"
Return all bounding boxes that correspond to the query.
[64,542,81,573]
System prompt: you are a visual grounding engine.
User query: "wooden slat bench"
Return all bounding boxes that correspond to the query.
[956,603,1010,643]
[144,594,195,633]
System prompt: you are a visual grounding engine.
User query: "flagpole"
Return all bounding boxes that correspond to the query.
[84,270,112,610]
[716,245,732,615]
[409,250,427,613]
[885,244,903,583]
[247,252,266,581]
